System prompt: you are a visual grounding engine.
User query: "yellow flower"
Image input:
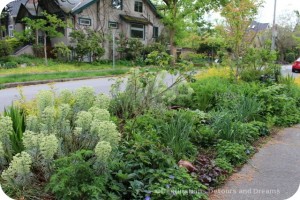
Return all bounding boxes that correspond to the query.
[195,67,231,79]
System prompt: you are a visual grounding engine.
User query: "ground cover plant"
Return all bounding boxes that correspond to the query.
[0,64,300,199]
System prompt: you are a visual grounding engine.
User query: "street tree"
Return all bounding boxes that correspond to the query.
[219,0,262,79]
[23,12,66,65]
[154,0,227,65]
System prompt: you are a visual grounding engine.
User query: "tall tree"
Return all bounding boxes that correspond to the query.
[23,12,66,65]
[155,0,227,65]
[219,0,262,79]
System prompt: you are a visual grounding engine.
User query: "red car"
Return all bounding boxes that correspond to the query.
[292,58,300,72]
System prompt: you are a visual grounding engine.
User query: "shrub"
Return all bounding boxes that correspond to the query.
[192,126,217,147]
[47,150,107,200]
[126,38,144,61]
[285,52,296,63]
[0,40,12,57]
[52,42,71,61]
[148,167,207,200]
[190,77,231,111]
[214,158,233,173]
[216,140,247,166]
[145,50,171,67]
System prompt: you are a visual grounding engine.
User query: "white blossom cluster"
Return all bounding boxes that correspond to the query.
[75,111,93,133]
[58,89,74,105]
[40,106,56,134]
[40,134,59,160]
[1,152,32,186]
[94,93,111,109]
[94,141,112,162]
[23,131,58,160]
[74,87,95,112]
[89,107,110,122]
[91,120,120,147]
[36,90,55,116]
[0,116,13,155]
[0,141,5,166]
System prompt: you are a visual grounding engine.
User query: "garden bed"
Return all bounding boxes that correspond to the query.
[0,67,300,199]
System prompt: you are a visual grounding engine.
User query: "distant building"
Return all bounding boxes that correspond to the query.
[248,21,271,47]
[4,0,164,60]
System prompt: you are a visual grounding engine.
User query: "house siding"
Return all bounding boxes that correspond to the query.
[69,0,163,59]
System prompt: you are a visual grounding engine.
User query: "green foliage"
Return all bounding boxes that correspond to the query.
[70,30,105,62]
[1,151,33,189]
[285,52,296,63]
[144,42,166,55]
[148,167,207,200]
[0,61,18,69]
[126,38,144,61]
[23,11,66,65]
[6,38,22,52]
[192,126,217,147]
[47,150,107,200]
[4,105,26,154]
[0,40,12,57]
[52,42,71,61]
[257,84,300,126]
[214,158,233,173]
[216,140,248,166]
[190,77,231,111]
[110,69,169,119]
[145,50,171,67]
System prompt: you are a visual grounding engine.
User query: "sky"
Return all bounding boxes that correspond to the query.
[257,0,300,24]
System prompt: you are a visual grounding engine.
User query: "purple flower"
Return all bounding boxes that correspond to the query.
[145,196,151,200]
[166,184,170,188]
[169,175,175,179]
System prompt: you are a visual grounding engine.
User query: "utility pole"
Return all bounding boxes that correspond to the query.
[271,0,277,50]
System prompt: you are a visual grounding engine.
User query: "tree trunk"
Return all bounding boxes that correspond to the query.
[36,29,39,45]
[170,29,176,66]
[44,33,48,66]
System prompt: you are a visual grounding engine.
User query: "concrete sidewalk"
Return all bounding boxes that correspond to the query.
[210,124,300,200]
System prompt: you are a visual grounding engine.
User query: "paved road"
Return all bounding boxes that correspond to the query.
[210,124,300,200]
[281,65,300,77]
[0,74,179,112]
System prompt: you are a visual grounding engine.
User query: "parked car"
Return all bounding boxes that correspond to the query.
[292,58,300,72]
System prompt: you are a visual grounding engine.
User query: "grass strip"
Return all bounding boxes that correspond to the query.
[0,68,129,85]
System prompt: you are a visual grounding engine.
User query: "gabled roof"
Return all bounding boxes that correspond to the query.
[146,0,160,17]
[71,0,99,14]
[249,21,270,32]
[7,0,28,16]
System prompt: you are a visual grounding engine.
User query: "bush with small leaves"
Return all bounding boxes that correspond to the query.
[1,152,33,188]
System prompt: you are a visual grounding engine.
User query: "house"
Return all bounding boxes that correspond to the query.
[248,21,270,47]
[5,0,164,60]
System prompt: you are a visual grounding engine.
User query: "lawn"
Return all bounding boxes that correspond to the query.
[0,56,135,87]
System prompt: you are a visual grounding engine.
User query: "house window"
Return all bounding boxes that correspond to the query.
[134,1,143,13]
[112,0,122,10]
[78,18,91,26]
[131,23,144,39]
[8,25,14,37]
[109,21,119,29]
[153,26,158,38]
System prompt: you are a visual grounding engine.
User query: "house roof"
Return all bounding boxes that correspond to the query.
[71,0,99,14]
[146,0,160,17]
[120,14,151,25]
[7,0,28,16]
[249,21,270,32]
